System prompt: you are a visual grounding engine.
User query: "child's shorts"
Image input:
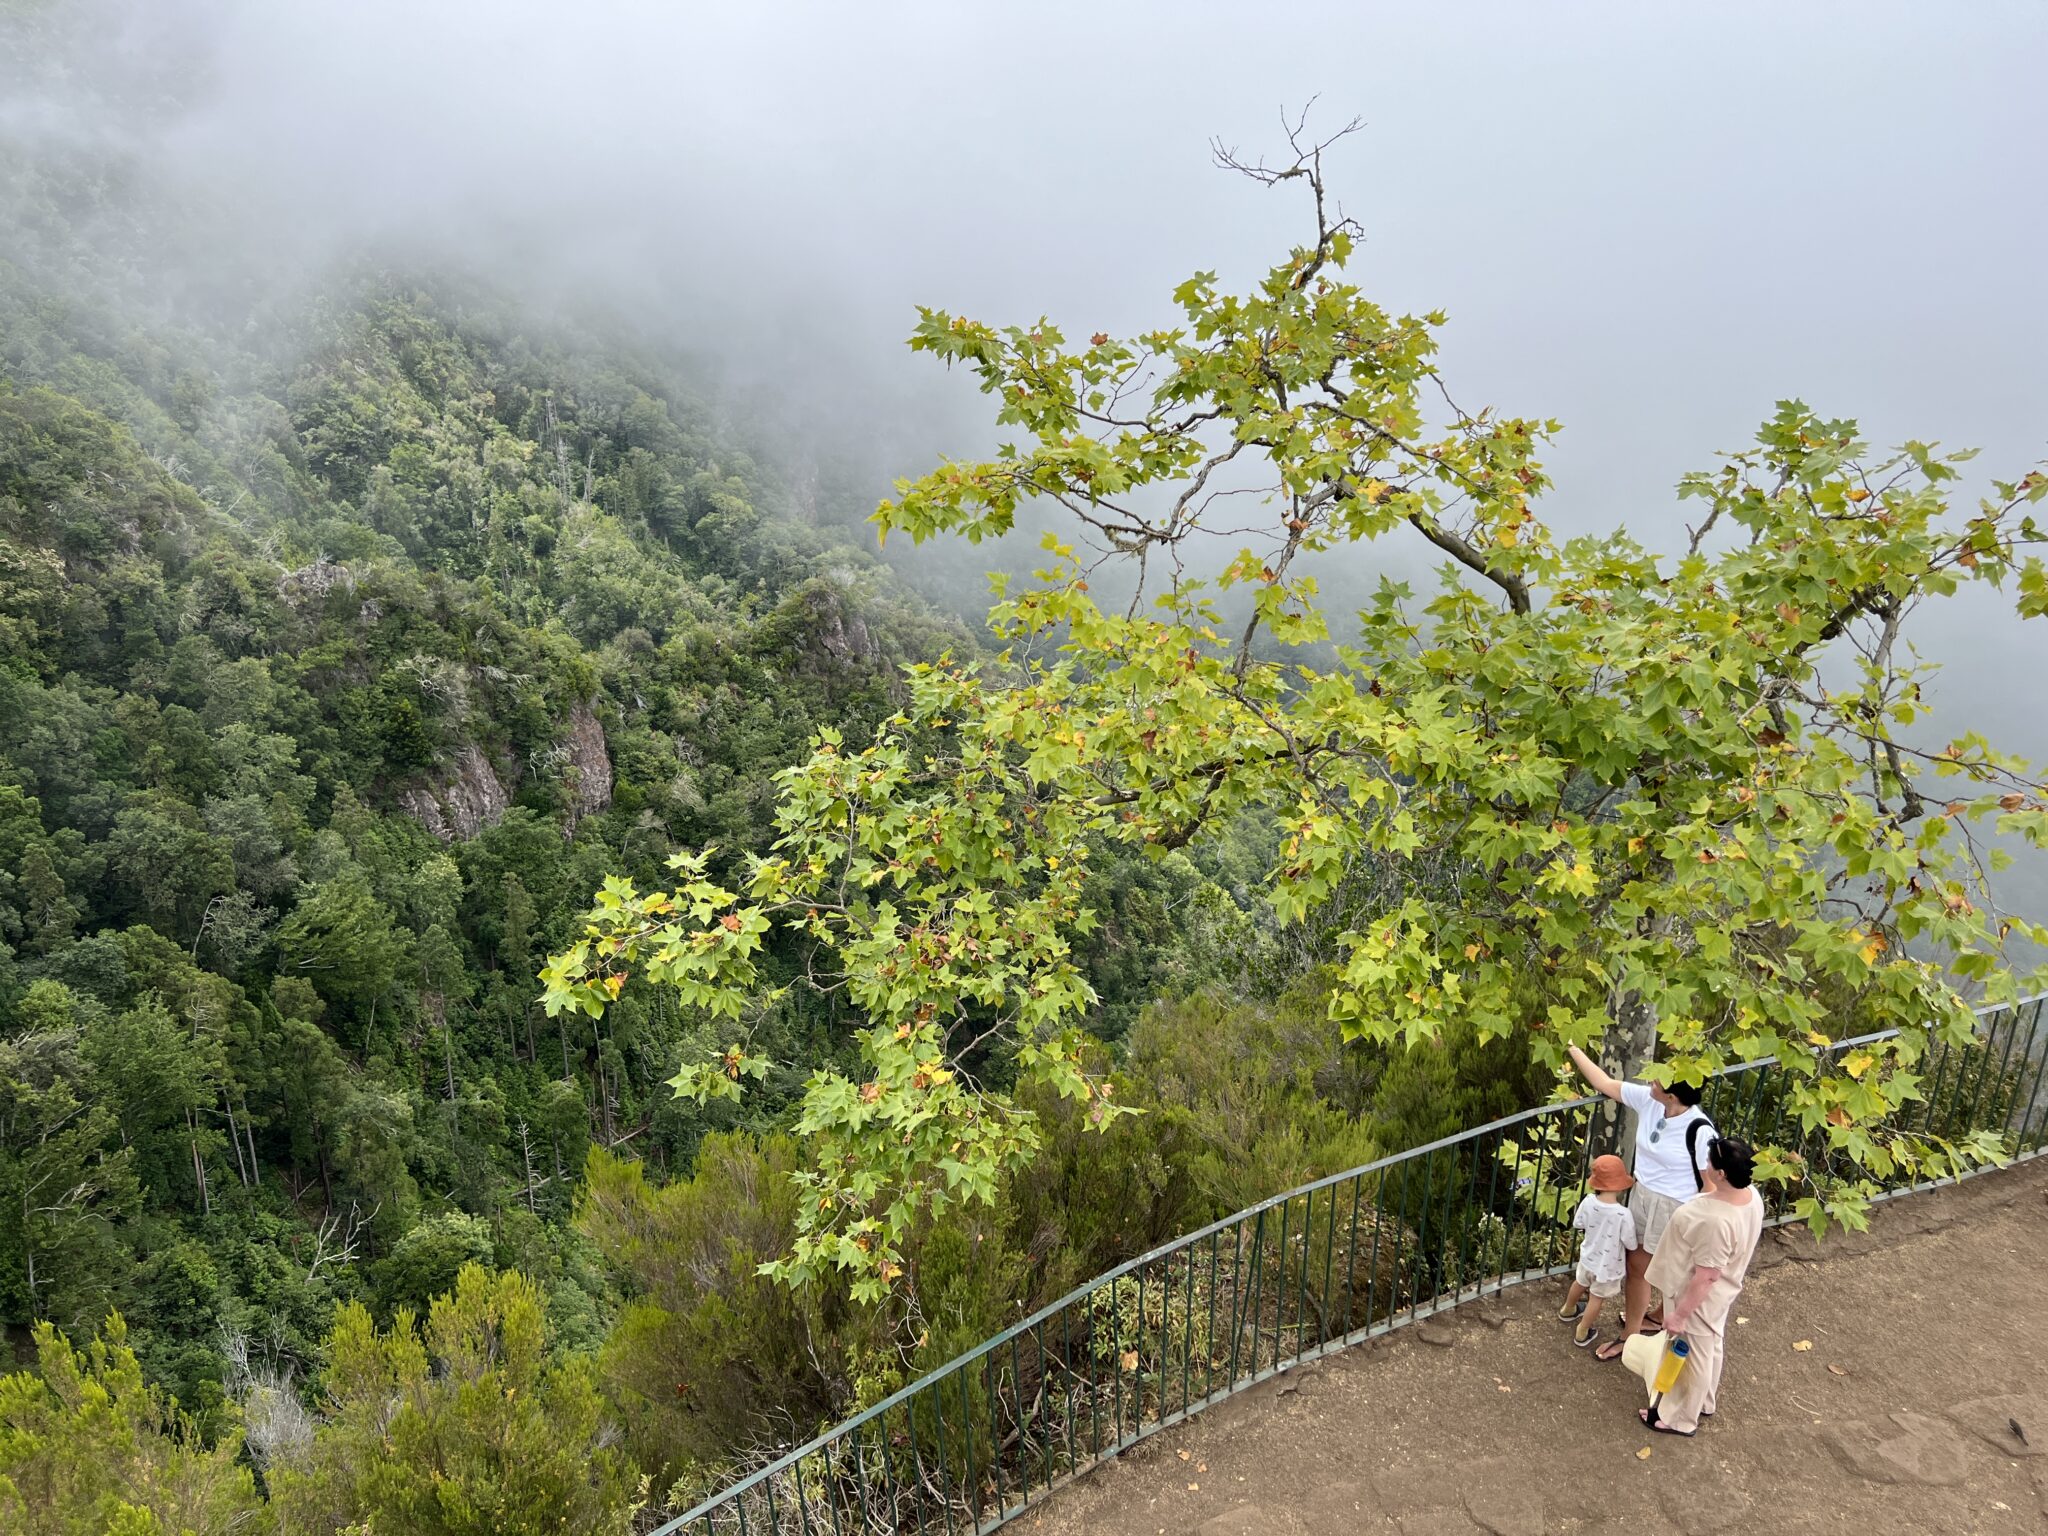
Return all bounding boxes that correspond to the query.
[1574,1260,1620,1300]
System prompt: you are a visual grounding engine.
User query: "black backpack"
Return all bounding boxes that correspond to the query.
[1684,1117,1717,1191]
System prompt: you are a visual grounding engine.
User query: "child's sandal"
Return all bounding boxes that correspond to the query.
[1573,1325,1597,1348]
[1557,1300,1586,1322]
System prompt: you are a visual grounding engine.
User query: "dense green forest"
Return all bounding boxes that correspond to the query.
[0,41,1556,1536]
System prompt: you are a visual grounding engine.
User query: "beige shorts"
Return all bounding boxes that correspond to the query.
[1574,1260,1621,1300]
[1630,1184,1684,1254]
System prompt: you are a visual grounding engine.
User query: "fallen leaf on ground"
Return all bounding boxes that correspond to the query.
[1636,1446,1653,1460]
[1186,1483,1199,1492]
[1196,1463,1208,1474]
[1827,1364,1847,1376]
[1177,1450,1190,1462]
[1792,1339,1813,1352]
[1735,1316,1749,1325]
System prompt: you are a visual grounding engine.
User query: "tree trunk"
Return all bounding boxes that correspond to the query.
[222,1087,251,1187]
[188,1109,211,1216]
[518,1120,540,1214]
[239,1092,260,1187]
[1603,916,1668,1162]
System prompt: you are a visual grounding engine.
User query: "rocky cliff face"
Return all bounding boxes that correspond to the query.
[565,701,613,818]
[398,744,512,842]
[806,585,876,669]
[398,705,611,841]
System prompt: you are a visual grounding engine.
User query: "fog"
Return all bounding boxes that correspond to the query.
[7,0,2046,910]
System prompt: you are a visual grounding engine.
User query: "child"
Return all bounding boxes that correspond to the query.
[1558,1154,1637,1348]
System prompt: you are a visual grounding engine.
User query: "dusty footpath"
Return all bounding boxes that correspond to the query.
[1027,1157,2048,1536]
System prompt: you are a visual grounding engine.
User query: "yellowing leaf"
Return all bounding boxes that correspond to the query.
[1842,1051,1874,1080]
[1792,1339,1814,1352]
[1636,1446,1653,1460]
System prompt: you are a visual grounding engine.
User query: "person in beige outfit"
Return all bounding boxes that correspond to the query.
[1638,1136,1764,1436]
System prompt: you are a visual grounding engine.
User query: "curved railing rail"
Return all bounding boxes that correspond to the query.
[654,992,2047,1535]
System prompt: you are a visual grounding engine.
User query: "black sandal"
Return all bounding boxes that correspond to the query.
[1638,1407,1695,1437]
[1594,1338,1627,1362]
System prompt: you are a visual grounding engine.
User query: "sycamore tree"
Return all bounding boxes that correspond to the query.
[546,120,2048,1296]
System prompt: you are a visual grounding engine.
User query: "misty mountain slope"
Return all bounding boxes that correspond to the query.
[0,29,1261,1488]
[0,160,994,1412]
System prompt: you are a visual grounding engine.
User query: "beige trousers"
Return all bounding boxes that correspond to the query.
[1653,1326,1723,1433]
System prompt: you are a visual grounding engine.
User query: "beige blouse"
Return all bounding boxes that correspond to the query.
[1643,1189,1764,1337]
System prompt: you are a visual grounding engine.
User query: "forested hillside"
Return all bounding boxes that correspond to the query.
[0,43,1557,1530]
[0,198,973,1370]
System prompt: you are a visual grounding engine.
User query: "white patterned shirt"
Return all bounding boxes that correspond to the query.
[1572,1194,1638,1286]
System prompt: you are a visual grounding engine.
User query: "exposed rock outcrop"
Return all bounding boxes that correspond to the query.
[398,744,511,842]
[565,701,613,818]
[792,580,879,672]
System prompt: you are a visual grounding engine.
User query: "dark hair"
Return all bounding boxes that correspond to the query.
[1708,1135,1756,1189]
[1664,1079,1704,1108]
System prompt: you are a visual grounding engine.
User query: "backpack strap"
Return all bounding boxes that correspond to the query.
[1683,1117,1718,1192]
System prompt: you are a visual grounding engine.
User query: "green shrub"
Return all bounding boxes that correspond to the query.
[0,1314,266,1536]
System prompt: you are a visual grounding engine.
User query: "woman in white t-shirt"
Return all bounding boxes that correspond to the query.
[1565,1044,1714,1363]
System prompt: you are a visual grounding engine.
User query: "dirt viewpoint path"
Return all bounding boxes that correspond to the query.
[1028,1157,2048,1536]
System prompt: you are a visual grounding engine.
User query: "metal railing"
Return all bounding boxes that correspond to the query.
[654,991,2047,1535]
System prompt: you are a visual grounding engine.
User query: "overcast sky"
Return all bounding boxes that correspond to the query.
[150,3,2046,489]
[17,0,2048,910]
[154,5,2048,628]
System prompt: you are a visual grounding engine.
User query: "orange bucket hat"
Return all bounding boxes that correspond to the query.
[1588,1154,1635,1193]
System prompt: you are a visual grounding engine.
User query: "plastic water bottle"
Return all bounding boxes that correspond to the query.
[1651,1335,1691,1394]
